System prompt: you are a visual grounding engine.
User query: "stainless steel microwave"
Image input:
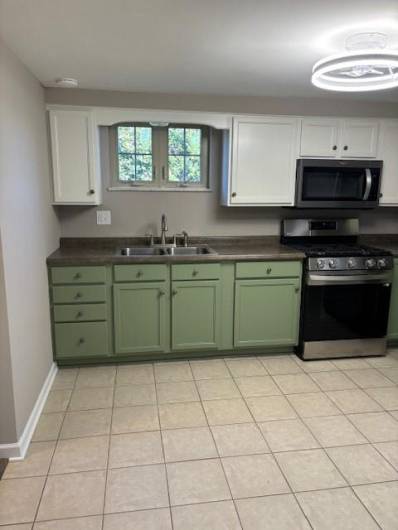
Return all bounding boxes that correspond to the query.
[295,159,383,209]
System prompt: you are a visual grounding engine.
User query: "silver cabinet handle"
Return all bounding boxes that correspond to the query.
[192,270,199,277]
[76,311,83,318]
[75,292,82,299]
[78,337,85,345]
[74,272,81,280]
[172,290,178,296]
[266,267,272,274]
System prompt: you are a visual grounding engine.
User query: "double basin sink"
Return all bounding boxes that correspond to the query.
[120,245,217,257]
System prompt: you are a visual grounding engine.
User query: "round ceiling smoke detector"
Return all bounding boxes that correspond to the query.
[54,77,79,88]
[312,32,398,92]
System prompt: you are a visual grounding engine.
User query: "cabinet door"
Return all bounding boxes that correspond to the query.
[230,116,299,205]
[49,109,100,204]
[340,120,379,158]
[300,118,340,157]
[388,260,398,341]
[114,282,169,354]
[234,279,301,348]
[172,280,221,351]
[378,120,398,206]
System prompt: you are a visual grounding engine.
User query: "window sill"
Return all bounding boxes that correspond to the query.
[107,186,212,192]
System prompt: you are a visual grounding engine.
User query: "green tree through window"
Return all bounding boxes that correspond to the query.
[117,126,152,182]
[168,127,201,183]
[113,123,208,188]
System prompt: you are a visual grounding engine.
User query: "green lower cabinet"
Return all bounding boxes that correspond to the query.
[114,282,169,354]
[171,280,221,351]
[55,321,109,358]
[234,278,301,348]
[388,259,398,341]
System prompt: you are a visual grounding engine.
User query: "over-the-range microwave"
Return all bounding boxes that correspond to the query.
[295,159,383,209]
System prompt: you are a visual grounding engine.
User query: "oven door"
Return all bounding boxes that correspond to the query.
[300,272,392,359]
[296,159,382,209]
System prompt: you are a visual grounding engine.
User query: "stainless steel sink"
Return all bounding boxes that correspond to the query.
[165,246,216,256]
[119,247,167,256]
[119,245,216,256]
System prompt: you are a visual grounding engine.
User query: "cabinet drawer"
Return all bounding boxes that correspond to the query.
[114,264,167,282]
[54,322,109,358]
[54,303,107,323]
[51,266,106,284]
[52,285,107,304]
[236,261,301,279]
[172,263,220,281]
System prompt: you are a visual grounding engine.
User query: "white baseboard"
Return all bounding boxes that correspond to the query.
[0,362,58,460]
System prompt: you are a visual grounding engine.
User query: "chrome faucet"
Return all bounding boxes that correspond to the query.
[182,230,189,247]
[160,214,168,245]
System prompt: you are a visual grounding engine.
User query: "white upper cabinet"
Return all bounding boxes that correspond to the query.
[300,118,340,157]
[300,118,379,159]
[340,119,379,158]
[49,109,101,205]
[378,120,398,206]
[224,115,300,206]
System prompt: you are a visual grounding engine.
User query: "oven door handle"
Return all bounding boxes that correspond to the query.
[363,168,372,201]
[306,272,392,286]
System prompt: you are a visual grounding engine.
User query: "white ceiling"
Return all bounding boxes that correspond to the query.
[1,0,398,101]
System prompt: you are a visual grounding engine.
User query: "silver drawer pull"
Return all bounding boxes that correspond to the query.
[75,292,82,299]
[136,270,143,277]
[74,272,81,280]
[192,270,199,276]
[76,311,83,318]
[78,337,85,345]
[266,268,272,274]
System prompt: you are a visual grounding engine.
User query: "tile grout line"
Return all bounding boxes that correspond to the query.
[153,362,175,530]
[100,366,117,530]
[190,358,244,530]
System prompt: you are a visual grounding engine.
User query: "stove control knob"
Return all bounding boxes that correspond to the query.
[347,259,355,269]
[365,258,376,269]
[377,258,387,269]
[328,259,336,269]
[317,259,325,269]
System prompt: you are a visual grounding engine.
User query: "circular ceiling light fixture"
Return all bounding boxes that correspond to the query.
[312,32,398,92]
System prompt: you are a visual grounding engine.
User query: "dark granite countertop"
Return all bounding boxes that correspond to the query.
[47,236,305,266]
[360,235,398,257]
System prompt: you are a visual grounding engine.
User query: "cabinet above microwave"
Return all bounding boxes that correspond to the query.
[299,118,379,159]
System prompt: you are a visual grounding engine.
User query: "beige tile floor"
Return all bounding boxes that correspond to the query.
[2,352,398,529]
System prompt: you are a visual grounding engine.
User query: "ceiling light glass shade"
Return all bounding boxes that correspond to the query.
[312,51,398,92]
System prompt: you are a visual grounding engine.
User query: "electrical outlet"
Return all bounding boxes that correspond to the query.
[96,210,111,225]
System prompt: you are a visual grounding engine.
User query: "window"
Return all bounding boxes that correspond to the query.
[110,123,209,189]
[117,125,153,182]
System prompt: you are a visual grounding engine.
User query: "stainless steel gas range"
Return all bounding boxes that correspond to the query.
[282,218,394,360]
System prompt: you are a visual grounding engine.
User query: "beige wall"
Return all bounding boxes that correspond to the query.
[0,230,17,444]
[0,39,60,442]
[47,91,398,238]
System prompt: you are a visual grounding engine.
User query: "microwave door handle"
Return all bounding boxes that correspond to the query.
[363,168,372,201]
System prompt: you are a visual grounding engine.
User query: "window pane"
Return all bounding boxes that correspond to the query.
[135,155,153,181]
[118,126,135,153]
[118,154,135,181]
[136,127,152,154]
[185,156,201,183]
[185,128,201,155]
[168,155,185,182]
[168,128,185,155]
